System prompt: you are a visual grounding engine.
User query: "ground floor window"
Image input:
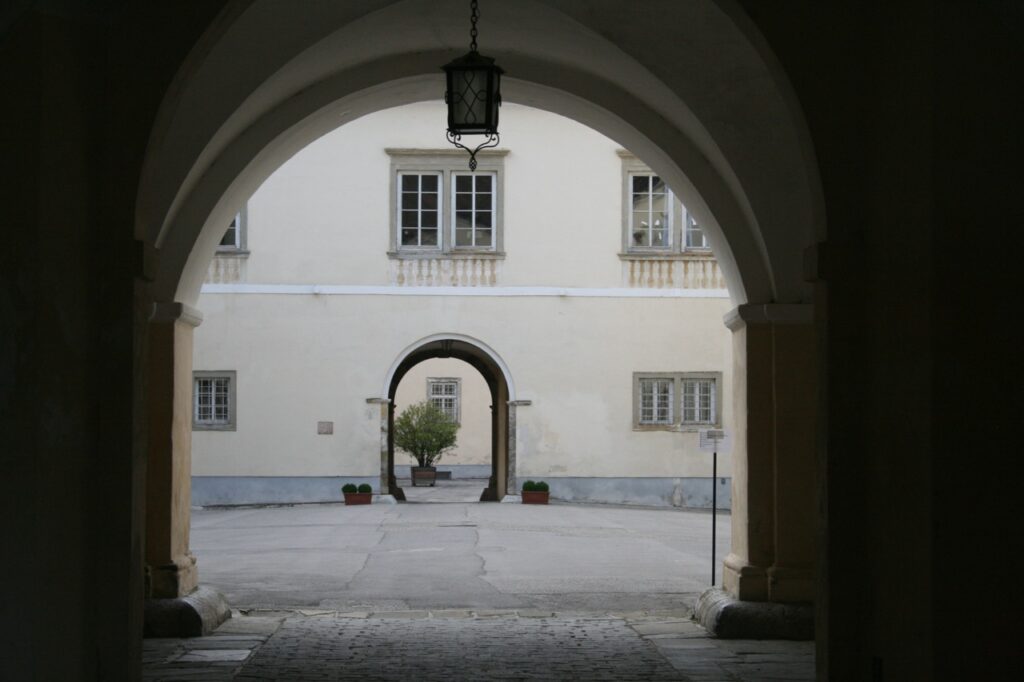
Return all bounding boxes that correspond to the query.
[427,377,460,424]
[193,370,237,430]
[633,372,721,430]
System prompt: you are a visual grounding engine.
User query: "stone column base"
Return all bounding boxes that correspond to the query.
[722,553,768,601]
[694,588,813,640]
[144,585,231,638]
[148,553,198,599]
[768,565,815,602]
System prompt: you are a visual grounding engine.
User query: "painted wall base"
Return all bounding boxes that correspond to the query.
[191,475,731,508]
[544,477,731,509]
[192,476,378,506]
[392,464,492,479]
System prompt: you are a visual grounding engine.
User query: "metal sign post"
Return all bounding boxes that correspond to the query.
[699,429,731,586]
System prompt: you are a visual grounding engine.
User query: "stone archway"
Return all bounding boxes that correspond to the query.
[138,0,822,641]
[377,334,521,502]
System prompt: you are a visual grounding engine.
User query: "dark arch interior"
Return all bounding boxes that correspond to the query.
[387,339,510,501]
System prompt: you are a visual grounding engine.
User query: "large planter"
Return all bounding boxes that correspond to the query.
[411,466,437,487]
[343,492,372,505]
[522,491,549,505]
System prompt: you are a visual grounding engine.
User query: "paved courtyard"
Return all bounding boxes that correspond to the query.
[143,485,814,680]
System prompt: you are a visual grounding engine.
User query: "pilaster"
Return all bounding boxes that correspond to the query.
[146,302,202,598]
[722,303,816,603]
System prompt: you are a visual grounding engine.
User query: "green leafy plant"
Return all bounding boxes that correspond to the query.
[394,400,459,468]
[535,481,549,492]
[357,483,372,493]
[522,480,537,492]
[342,483,358,493]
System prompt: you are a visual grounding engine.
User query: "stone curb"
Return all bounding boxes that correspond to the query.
[144,585,232,638]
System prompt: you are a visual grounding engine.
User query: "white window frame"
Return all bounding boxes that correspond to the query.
[451,172,497,250]
[627,171,674,252]
[633,371,722,431]
[397,171,444,252]
[216,206,249,254]
[427,377,461,425]
[387,149,507,258]
[192,370,237,431]
[619,151,710,256]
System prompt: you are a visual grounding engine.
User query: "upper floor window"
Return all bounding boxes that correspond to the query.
[193,370,237,431]
[217,207,249,254]
[619,151,710,256]
[633,371,721,431]
[388,149,506,257]
[427,377,460,424]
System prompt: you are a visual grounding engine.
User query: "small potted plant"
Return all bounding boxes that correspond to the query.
[521,480,550,505]
[342,483,373,505]
[394,401,459,487]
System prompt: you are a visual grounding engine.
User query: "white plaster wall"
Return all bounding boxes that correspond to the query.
[192,293,732,478]
[240,103,627,288]
[193,102,733,483]
[393,358,492,467]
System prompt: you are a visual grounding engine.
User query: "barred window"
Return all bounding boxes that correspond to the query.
[682,378,716,424]
[427,378,460,424]
[639,378,674,424]
[633,372,721,430]
[193,371,236,430]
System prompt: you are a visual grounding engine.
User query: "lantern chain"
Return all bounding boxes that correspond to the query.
[470,0,479,52]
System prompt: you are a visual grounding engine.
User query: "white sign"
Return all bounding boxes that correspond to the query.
[698,429,732,454]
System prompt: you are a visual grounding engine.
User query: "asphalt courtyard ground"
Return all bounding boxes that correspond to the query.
[143,480,814,680]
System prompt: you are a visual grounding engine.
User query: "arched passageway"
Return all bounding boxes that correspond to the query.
[139,0,820,651]
[381,335,519,502]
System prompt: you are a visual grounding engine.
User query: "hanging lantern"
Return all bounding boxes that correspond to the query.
[443,0,503,170]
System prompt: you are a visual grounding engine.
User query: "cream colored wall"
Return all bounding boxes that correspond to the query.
[393,358,492,467]
[192,101,733,482]
[237,102,626,288]
[191,293,732,478]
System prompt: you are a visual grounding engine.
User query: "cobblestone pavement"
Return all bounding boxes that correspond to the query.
[144,610,814,681]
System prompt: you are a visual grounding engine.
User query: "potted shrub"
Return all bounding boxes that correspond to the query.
[342,483,373,505]
[521,480,550,505]
[394,401,458,487]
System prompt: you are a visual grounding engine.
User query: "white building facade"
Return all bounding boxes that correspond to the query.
[191,102,734,508]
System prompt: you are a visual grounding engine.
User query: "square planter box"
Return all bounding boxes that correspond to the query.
[343,492,372,505]
[411,466,437,487]
[522,491,549,505]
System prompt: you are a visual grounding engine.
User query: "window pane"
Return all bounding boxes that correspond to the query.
[475,194,492,210]
[651,176,665,193]
[455,193,472,210]
[401,228,418,245]
[651,229,665,246]
[632,175,649,193]
[455,175,472,192]
[401,193,418,210]
[455,228,473,246]
[420,229,438,246]
[421,175,438,191]
[421,193,437,210]
[476,175,492,192]
[219,227,236,247]
[632,192,650,213]
[401,210,418,227]
[401,175,418,191]
[476,211,492,228]
[456,211,473,228]
[421,211,437,228]
[475,229,492,246]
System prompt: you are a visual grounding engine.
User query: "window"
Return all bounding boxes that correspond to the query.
[388,149,506,257]
[619,151,709,255]
[427,378,460,424]
[633,372,721,430]
[217,206,248,254]
[193,371,236,430]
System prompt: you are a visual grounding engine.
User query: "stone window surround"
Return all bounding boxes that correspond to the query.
[618,150,711,259]
[386,148,507,259]
[632,371,723,432]
[427,377,461,425]
[192,370,237,431]
[215,204,250,257]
